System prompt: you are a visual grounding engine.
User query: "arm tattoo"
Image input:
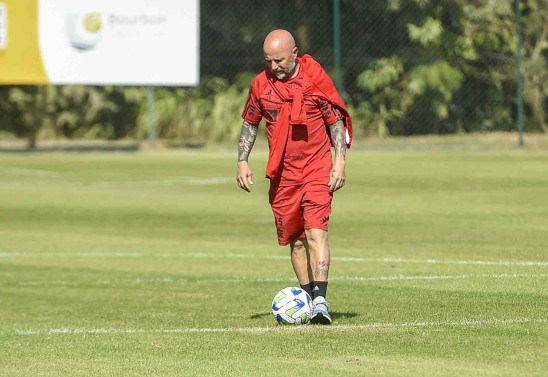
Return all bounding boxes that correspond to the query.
[238,121,258,162]
[329,120,347,160]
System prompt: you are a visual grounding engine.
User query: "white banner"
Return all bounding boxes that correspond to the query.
[0,0,200,86]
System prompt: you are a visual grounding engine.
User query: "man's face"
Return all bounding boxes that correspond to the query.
[264,46,297,80]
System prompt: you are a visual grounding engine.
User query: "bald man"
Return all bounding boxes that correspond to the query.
[236,29,353,325]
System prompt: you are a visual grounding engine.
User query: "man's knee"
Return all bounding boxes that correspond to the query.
[305,228,328,247]
[290,238,308,255]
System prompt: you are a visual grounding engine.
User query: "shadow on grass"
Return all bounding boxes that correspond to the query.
[250,311,358,320]
[331,311,359,320]
[250,312,271,320]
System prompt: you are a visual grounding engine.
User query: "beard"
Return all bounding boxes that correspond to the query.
[275,59,296,80]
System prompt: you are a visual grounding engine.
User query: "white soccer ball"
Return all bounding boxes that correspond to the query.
[271,287,313,325]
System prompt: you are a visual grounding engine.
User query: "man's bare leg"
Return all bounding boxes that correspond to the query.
[290,238,313,297]
[305,228,332,324]
[305,228,330,282]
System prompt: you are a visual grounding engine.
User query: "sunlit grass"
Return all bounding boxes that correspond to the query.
[0,145,546,376]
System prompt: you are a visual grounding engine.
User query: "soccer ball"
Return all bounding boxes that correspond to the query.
[271,287,312,325]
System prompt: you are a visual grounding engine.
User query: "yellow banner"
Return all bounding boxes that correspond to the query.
[0,0,48,84]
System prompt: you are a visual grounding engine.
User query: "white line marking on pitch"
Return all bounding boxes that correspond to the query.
[337,272,546,281]
[0,252,144,257]
[8,273,545,287]
[0,167,62,177]
[333,257,548,267]
[93,177,233,186]
[0,252,546,267]
[199,272,547,283]
[8,318,547,336]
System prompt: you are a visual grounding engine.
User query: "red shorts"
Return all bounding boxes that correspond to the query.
[269,181,333,246]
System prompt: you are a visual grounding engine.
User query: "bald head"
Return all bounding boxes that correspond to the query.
[263,29,299,80]
[263,29,296,52]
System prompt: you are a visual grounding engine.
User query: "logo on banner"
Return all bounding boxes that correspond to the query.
[66,12,103,51]
[0,3,6,50]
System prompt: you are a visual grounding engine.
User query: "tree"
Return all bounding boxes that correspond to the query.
[522,0,547,132]
[352,0,521,136]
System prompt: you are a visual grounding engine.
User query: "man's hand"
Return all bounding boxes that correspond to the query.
[329,159,346,192]
[237,161,254,192]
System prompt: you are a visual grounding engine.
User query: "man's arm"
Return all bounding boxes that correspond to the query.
[236,121,258,192]
[328,119,347,192]
[238,121,258,163]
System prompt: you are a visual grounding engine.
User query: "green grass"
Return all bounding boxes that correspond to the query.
[0,144,547,376]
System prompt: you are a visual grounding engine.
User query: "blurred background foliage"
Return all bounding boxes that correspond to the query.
[0,0,546,147]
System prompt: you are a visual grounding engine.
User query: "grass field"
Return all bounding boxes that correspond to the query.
[0,141,547,376]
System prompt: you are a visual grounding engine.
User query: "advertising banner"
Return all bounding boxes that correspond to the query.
[0,0,199,86]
